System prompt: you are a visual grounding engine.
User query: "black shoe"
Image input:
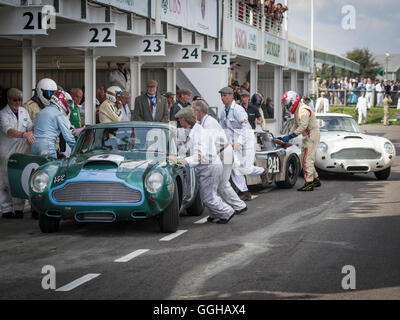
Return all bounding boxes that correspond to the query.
[297,182,314,192]
[243,191,252,201]
[235,206,248,215]
[313,178,322,188]
[216,213,236,224]
[14,211,24,219]
[2,212,14,219]
[207,216,216,223]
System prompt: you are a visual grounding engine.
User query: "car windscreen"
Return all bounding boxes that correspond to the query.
[74,127,171,155]
[317,116,361,133]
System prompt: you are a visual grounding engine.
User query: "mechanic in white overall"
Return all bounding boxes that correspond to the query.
[218,87,265,201]
[280,91,321,192]
[168,108,235,224]
[0,88,35,219]
[192,99,248,221]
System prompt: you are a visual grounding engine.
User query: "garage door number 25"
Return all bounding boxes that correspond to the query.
[212,54,228,65]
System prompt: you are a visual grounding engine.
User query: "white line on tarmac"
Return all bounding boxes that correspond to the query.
[114,249,150,263]
[194,217,209,224]
[56,274,101,292]
[160,230,188,242]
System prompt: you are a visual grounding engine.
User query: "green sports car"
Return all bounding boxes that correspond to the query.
[8,122,204,233]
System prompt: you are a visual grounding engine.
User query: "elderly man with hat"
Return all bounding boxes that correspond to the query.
[168,108,235,224]
[108,62,131,92]
[219,87,266,201]
[0,88,35,219]
[133,80,169,123]
[170,88,192,128]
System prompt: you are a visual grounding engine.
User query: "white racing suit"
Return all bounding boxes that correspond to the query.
[290,103,320,184]
[181,123,234,220]
[200,114,246,215]
[219,101,264,193]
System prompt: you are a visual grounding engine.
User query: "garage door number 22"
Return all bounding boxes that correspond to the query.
[89,27,112,43]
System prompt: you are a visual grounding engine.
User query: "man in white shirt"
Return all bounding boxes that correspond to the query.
[316,92,330,113]
[365,78,374,109]
[356,92,368,125]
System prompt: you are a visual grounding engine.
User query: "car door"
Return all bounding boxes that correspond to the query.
[7,153,48,199]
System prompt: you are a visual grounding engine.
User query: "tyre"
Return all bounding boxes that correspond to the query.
[159,181,180,233]
[39,213,60,233]
[31,210,39,220]
[186,190,204,216]
[374,167,391,180]
[276,155,299,189]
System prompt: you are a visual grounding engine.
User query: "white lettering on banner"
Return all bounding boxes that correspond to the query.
[266,41,280,58]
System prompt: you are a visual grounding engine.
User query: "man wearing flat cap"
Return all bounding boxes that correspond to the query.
[133,80,169,123]
[167,108,235,224]
[0,88,35,219]
[164,92,176,110]
[240,90,262,130]
[219,87,266,201]
[170,88,192,128]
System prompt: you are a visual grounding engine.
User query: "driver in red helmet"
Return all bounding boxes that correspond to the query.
[280,91,321,191]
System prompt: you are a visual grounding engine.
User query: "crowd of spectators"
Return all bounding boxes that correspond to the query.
[314,77,400,107]
[238,0,288,31]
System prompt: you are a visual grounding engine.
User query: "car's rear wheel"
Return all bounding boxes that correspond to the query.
[159,181,179,233]
[39,213,60,233]
[276,155,299,189]
[374,167,391,180]
[186,190,204,216]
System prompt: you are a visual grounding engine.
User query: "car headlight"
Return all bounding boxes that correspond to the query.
[384,142,395,155]
[318,142,328,154]
[145,171,164,194]
[30,171,49,193]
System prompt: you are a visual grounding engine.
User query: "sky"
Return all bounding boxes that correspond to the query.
[288,0,400,56]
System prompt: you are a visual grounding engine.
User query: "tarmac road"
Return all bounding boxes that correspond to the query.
[0,125,399,300]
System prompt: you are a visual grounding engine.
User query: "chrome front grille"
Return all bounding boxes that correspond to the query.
[52,182,142,203]
[331,148,381,160]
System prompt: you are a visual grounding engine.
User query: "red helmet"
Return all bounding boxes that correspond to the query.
[282,91,300,114]
[50,91,70,116]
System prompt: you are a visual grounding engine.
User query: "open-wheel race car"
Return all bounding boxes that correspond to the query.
[246,131,302,188]
[8,122,204,233]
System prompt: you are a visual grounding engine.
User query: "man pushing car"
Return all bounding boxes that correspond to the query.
[280,91,321,192]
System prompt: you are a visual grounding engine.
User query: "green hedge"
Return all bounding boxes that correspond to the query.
[329,106,400,125]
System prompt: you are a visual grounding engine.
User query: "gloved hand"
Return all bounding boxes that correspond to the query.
[280,133,297,143]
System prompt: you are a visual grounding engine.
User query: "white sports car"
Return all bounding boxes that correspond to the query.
[282,113,396,180]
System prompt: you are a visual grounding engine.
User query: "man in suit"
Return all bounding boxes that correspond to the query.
[170,88,192,127]
[133,80,169,123]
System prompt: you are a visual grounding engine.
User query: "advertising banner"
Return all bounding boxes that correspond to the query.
[264,33,284,66]
[232,22,258,59]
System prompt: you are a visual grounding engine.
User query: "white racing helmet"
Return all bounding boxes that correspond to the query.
[282,91,301,114]
[63,91,74,109]
[36,78,57,106]
[106,86,123,103]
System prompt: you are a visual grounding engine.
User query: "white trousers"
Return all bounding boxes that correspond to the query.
[218,163,247,211]
[366,93,373,108]
[197,164,234,220]
[358,108,367,125]
[0,165,25,213]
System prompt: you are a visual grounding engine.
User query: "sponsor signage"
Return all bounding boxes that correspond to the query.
[264,33,284,66]
[288,41,311,72]
[233,23,258,59]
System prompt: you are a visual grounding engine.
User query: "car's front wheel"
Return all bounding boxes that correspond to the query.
[374,167,391,180]
[39,213,60,233]
[159,181,180,233]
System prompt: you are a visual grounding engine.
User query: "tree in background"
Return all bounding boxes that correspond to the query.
[346,48,382,79]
